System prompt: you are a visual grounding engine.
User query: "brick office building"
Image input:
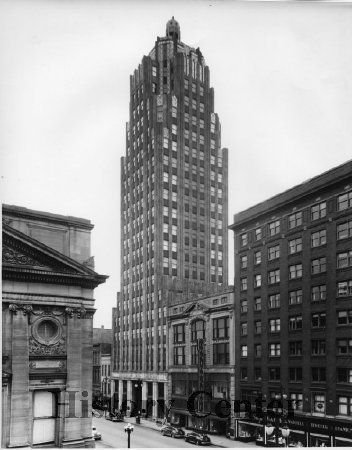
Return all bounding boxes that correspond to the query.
[229,160,352,447]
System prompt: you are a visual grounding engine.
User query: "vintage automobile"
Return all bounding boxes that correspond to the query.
[105,412,123,422]
[160,424,185,438]
[185,432,212,445]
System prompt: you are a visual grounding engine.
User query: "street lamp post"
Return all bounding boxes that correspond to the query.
[124,423,134,448]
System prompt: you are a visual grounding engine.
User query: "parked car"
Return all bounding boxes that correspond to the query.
[160,425,185,438]
[185,432,211,445]
[92,426,102,440]
[105,412,123,422]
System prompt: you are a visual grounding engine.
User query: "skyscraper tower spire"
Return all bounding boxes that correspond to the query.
[113,20,228,420]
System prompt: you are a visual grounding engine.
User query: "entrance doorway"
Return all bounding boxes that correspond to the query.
[32,391,56,445]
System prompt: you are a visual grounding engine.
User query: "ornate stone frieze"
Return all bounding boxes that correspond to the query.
[65,306,86,318]
[32,306,64,317]
[9,303,33,315]
[3,245,45,267]
[29,337,66,356]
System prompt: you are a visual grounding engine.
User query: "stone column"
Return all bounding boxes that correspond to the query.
[127,380,132,416]
[80,311,94,447]
[152,382,158,419]
[141,382,147,415]
[118,380,123,412]
[62,312,83,447]
[110,380,115,413]
[9,306,31,448]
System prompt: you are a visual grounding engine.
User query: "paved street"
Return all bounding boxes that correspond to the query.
[93,417,257,448]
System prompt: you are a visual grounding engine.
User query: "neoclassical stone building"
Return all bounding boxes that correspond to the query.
[2,205,107,448]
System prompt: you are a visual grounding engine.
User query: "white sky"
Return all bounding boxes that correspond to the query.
[1,0,352,328]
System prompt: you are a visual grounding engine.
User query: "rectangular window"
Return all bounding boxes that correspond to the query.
[290,393,303,411]
[191,345,198,365]
[254,251,261,265]
[174,346,185,365]
[254,297,262,311]
[337,221,352,240]
[269,367,281,381]
[268,245,280,260]
[254,320,262,334]
[337,280,352,296]
[311,202,326,220]
[173,324,185,343]
[289,341,303,356]
[313,394,325,413]
[268,294,280,309]
[269,220,280,236]
[289,315,303,331]
[337,310,352,326]
[269,343,281,356]
[311,339,326,355]
[289,289,303,305]
[312,367,326,382]
[289,237,302,254]
[255,228,262,240]
[213,342,229,365]
[337,191,352,211]
[289,367,303,382]
[255,344,262,357]
[213,317,229,339]
[269,318,280,332]
[289,264,302,279]
[311,230,326,247]
[311,257,326,274]
[240,255,248,269]
[241,345,248,357]
[240,300,248,313]
[240,368,248,381]
[241,322,248,336]
[337,339,352,355]
[241,233,248,246]
[268,269,280,284]
[312,285,326,301]
[255,274,262,288]
[241,278,247,291]
[288,211,303,229]
[338,396,352,416]
[337,368,352,383]
[311,312,326,328]
[337,250,352,269]
[255,368,262,381]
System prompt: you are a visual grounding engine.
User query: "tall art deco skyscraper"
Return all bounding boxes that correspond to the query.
[112,18,228,417]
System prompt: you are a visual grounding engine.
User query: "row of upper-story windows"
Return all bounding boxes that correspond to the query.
[173,317,229,344]
[239,191,352,247]
[241,338,352,358]
[240,310,351,337]
[240,250,352,291]
[241,219,352,252]
[173,342,229,366]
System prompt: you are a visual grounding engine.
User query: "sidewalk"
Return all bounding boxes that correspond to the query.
[123,417,255,448]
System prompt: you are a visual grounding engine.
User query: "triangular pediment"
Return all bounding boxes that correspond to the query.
[184,301,209,316]
[2,224,107,288]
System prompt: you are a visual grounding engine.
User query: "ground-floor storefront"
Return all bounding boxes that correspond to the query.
[170,409,230,435]
[234,415,352,447]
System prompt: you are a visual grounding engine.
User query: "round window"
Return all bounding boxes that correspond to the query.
[32,317,61,345]
[37,320,58,340]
